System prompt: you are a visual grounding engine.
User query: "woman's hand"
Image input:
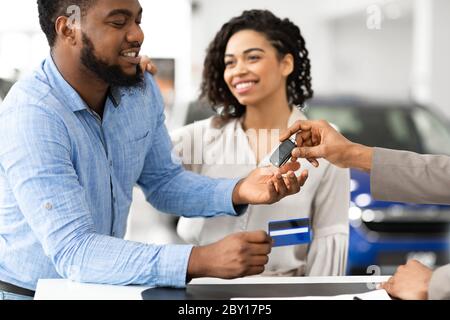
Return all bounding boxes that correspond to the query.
[139,55,158,75]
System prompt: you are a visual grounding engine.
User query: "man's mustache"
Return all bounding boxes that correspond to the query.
[122,42,142,51]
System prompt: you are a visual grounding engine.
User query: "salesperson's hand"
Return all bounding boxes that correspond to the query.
[379,259,432,300]
[280,119,374,173]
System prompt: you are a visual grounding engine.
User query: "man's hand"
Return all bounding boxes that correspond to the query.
[139,55,158,75]
[379,260,433,300]
[280,120,373,172]
[232,161,308,205]
[187,231,272,279]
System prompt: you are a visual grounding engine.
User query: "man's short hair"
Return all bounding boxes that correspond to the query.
[37,0,96,47]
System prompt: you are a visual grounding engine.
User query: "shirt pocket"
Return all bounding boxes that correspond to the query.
[121,130,150,181]
[131,130,150,143]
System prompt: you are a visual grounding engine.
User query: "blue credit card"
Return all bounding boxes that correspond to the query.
[268,218,311,247]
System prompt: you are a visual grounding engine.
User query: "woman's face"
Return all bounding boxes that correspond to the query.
[223,29,293,107]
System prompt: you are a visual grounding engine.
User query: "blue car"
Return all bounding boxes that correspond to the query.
[305,97,450,275]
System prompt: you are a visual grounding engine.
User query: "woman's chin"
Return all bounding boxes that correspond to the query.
[237,97,258,106]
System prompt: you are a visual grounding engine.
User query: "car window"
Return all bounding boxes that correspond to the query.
[304,107,363,135]
[305,105,425,153]
[411,108,450,155]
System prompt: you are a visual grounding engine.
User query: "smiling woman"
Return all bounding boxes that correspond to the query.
[201,10,313,122]
[163,10,351,278]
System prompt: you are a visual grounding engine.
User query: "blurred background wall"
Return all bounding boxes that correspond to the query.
[0,0,193,125]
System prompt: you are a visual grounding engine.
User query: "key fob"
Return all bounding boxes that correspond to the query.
[270,139,297,167]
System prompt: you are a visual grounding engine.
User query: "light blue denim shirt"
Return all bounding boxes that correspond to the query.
[0,56,243,290]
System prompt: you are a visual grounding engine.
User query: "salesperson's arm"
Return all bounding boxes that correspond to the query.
[280,119,450,300]
[280,119,450,205]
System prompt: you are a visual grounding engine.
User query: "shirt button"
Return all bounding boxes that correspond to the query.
[44,202,53,210]
[109,160,113,167]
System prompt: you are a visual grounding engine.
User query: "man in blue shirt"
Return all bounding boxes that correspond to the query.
[0,0,308,299]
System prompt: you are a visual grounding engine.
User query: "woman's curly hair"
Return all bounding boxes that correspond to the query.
[201,9,314,122]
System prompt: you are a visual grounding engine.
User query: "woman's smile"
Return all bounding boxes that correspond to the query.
[233,80,259,94]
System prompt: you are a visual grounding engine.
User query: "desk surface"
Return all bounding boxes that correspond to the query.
[35,276,390,300]
[35,279,154,300]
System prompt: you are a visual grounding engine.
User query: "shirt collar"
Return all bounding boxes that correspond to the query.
[43,55,122,112]
[108,86,122,107]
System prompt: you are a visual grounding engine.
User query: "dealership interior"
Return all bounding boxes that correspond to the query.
[1,0,450,299]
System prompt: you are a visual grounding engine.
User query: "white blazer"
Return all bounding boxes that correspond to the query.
[170,108,350,276]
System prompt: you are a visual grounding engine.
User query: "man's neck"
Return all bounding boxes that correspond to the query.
[52,51,109,117]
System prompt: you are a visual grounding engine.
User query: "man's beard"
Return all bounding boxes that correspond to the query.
[80,33,143,87]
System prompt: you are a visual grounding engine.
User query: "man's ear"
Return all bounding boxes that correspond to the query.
[55,16,78,46]
[281,53,294,77]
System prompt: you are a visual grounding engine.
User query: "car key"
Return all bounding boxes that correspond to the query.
[270,139,297,168]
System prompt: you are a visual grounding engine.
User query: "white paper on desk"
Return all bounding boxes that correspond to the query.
[232,289,391,300]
